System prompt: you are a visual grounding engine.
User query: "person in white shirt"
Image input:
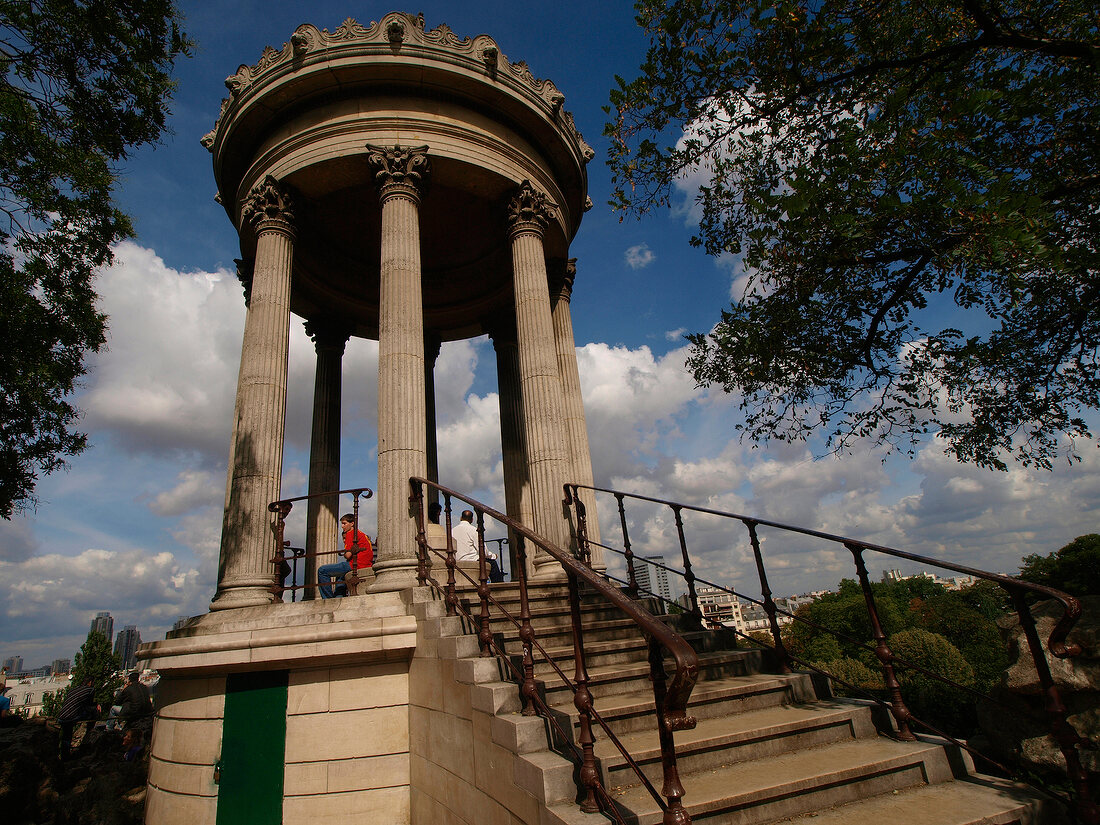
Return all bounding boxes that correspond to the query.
[451,509,504,582]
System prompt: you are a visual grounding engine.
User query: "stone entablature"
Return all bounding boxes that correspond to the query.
[207,13,592,160]
[204,12,592,246]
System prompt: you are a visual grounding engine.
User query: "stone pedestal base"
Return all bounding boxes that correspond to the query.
[140,594,419,825]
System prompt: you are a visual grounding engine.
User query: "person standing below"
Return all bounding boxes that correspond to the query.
[318,514,373,598]
[0,684,11,719]
[451,509,504,582]
[118,671,153,727]
[57,677,98,758]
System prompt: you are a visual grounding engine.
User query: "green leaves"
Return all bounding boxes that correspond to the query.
[0,1,191,517]
[607,0,1100,470]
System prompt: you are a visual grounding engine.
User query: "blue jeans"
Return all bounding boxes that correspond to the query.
[318,560,351,599]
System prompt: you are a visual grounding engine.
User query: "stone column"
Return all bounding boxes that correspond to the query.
[367,144,431,592]
[424,336,441,491]
[213,175,296,610]
[507,181,571,579]
[491,319,533,578]
[303,321,351,599]
[551,259,604,570]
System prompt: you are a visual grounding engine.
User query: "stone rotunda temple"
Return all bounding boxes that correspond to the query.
[140,12,604,825]
[203,11,602,608]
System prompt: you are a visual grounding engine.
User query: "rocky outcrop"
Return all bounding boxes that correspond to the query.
[0,716,150,825]
[977,596,1099,784]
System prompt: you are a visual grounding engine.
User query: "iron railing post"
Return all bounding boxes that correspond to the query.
[1009,589,1098,825]
[849,543,915,741]
[746,521,792,673]
[649,638,692,825]
[410,480,429,587]
[515,535,538,716]
[567,569,600,812]
[616,493,638,596]
[672,506,702,626]
[475,509,492,657]
[268,500,292,600]
[565,484,592,567]
[443,494,457,616]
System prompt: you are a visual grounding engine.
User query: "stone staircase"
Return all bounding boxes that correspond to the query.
[443,581,1059,825]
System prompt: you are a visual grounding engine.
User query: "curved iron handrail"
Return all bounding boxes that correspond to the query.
[564,482,1097,825]
[410,478,700,825]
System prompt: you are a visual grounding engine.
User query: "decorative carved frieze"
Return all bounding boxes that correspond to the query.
[365,144,431,203]
[241,175,296,237]
[386,18,405,43]
[206,12,591,165]
[507,181,557,237]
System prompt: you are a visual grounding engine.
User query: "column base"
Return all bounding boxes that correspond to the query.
[369,559,420,593]
[530,558,567,582]
[209,580,276,611]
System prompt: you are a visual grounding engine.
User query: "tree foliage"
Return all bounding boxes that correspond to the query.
[607,0,1100,470]
[787,575,1007,734]
[71,630,122,709]
[0,0,190,517]
[40,686,63,718]
[1018,533,1100,595]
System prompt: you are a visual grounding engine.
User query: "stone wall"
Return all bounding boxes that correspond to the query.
[408,600,546,824]
[141,595,419,825]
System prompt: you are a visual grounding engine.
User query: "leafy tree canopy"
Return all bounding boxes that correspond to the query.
[71,629,122,709]
[607,0,1099,470]
[1018,533,1100,595]
[0,0,190,517]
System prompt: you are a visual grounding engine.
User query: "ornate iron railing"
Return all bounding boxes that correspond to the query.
[410,478,700,825]
[267,487,374,599]
[564,482,1098,825]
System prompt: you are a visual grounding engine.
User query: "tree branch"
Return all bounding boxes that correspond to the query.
[862,253,931,375]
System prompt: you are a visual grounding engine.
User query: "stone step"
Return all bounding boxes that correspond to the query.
[594,700,876,789]
[769,775,1058,825]
[608,737,957,825]
[537,650,762,705]
[548,672,818,739]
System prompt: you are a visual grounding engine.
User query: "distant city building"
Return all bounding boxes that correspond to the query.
[90,611,114,644]
[114,625,142,670]
[51,659,70,675]
[4,675,69,717]
[694,586,745,633]
[2,656,23,674]
[882,568,977,590]
[172,616,190,631]
[635,555,672,603]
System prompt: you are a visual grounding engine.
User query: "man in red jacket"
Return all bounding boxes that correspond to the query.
[318,514,372,598]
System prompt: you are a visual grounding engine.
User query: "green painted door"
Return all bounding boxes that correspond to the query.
[216,670,289,825]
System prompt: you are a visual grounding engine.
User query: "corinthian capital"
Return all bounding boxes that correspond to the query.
[365,144,431,203]
[303,318,352,353]
[241,175,296,238]
[549,258,577,304]
[507,181,557,237]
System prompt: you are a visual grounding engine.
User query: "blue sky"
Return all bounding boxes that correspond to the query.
[2,1,1098,669]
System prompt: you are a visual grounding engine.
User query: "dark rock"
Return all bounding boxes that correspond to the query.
[977,596,1099,784]
[0,717,149,825]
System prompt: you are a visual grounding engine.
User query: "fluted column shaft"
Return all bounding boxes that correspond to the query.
[508,182,571,578]
[552,260,603,569]
[425,337,441,491]
[368,145,431,592]
[213,176,296,610]
[304,323,349,598]
[492,323,534,577]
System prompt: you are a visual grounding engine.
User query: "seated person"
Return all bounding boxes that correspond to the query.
[318,514,372,599]
[451,509,504,583]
